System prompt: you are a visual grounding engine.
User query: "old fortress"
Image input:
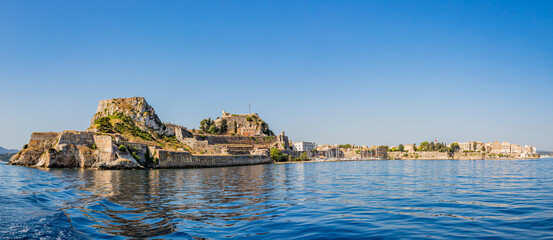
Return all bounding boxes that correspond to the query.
[9,97,289,169]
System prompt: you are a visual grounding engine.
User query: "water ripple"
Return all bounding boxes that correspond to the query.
[2,159,553,239]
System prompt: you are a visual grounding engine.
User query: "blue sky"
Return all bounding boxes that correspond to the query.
[1,0,552,150]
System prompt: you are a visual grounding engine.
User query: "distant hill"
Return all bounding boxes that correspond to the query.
[538,150,553,158]
[0,146,18,154]
[0,153,15,162]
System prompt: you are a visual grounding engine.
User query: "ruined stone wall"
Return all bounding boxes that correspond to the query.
[179,137,226,154]
[204,135,278,145]
[29,132,61,148]
[174,126,193,140]
[94,135,116,161]
[124,142,150,164]
[215,114,261,135]
[156,150,271,168]
[11,131,144,169]
[180,134,289,154]
[277,134,290,150]
[58,131,95,147]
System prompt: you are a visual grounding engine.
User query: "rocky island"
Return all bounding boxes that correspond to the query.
[9,97,289,169]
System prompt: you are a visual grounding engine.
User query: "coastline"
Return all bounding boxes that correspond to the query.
[274,157,543,165]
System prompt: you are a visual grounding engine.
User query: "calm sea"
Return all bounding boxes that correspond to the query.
[1,159,553,239]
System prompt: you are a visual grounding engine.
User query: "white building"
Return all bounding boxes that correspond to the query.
[293,142,317,151]
[458,142,472,151]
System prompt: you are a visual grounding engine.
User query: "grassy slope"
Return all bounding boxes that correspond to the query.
[90,114,192,152]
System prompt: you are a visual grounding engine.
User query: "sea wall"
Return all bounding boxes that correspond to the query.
[387,151,540,160]
[156,150,272,168]
[388,151,451,160]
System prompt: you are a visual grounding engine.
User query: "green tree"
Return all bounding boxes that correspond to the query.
[200,118,214,133]
[270,148,288,162]
[430,142,435,151]
[299,152,308,161]
[450,142,460,152]
[399,144,404,152]
[219,119,228,134]
[95,117,113,133]
[207,125,219,134]
[260,121,274,136]
[420,141,430,151]
[118,145,127,152]
[413,143,417,151]
[234,121,238,134]
[481,146,486,152]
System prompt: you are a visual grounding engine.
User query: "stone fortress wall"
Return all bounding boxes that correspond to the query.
[28,132,61,148]
[156,150,271,168]
[11,130,273,169]
[215,111,260,134]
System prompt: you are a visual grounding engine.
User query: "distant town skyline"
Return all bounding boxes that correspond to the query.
[1,1,552,150]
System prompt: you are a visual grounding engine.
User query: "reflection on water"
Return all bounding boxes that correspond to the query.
[47,164,285,239]
[2,159,553,239]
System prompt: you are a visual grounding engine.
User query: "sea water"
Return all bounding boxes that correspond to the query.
[1,159,553,239]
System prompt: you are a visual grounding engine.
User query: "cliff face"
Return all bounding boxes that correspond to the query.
[90,97,168,136]
[9,131,145,169]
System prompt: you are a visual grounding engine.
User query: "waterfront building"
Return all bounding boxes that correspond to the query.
[475,141,485,151]
[403,144,415,152]
[501,142,511,153]
[240,127,256,137]
[511,144,522,153]
[459,142,472,151]
[487,141,503,153]
[293,142,317,151]
[457,141,486,152]
[524,145,537,154]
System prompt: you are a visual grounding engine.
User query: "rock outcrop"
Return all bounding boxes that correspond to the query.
[90,97,168,136]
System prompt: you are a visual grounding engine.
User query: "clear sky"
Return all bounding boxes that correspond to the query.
[1,0,552,150]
